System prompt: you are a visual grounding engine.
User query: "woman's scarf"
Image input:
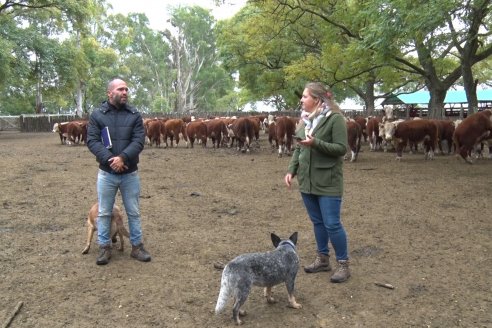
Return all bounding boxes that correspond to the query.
[306,105,331,136]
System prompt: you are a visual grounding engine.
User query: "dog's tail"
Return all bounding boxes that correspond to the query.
[215,265,231,314]
[120,226,130,238]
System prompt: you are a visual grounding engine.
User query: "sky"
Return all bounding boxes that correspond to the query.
[106,0,246,31]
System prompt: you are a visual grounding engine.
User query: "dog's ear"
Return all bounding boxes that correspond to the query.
[289,232,298,245]
[271,233,281,248]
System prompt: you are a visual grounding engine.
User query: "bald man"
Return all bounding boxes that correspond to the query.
[87,78,151,265]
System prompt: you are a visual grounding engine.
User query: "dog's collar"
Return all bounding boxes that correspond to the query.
[278,240,296,251]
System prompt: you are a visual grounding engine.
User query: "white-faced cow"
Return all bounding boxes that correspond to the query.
[383,106,395,121]
[383,119,438,160]
[378,119,405,152]
[52,122,69,144]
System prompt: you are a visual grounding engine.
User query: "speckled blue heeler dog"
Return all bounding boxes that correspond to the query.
[215,232,302,325]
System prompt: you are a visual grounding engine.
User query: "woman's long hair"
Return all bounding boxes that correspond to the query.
[305,82,341,113]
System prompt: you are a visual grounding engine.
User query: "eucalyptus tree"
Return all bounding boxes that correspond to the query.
[101,12,173,113]
[0,2,66,114]
[125,13,173,112]
[0,0,103,115]
[0,13,33,114]
[163,5,233,112]
[59,0,109,117]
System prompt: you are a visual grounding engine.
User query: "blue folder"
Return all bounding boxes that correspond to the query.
[101,126,112,149]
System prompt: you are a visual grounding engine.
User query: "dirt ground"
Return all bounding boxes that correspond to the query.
[0,131,491,328]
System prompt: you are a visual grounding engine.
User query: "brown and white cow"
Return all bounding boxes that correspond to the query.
[267,120,278,151]
[274,116,296,157]
[345,120,362,162]
[251,114,268,133]
[186,121,208,148]
[432,120,455,155]
[230,117,254,153]
[66,121,87,145]
[383,119,438,160]
[379,119,405,152]
[143,118,165,145]
[452,109,492,164]
[247,116,261,146]
[52,122,69,144]
[354,115,367,142]
[383,106,395,121]
[53,120,86,145]
[146,120,165,147]
[366,117,383,151]
[205,119,229,149]
[164,119,187,148]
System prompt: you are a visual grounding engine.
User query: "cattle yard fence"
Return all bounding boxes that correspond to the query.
[1,110,365,133]
[0,116,20,131]
[0,114,80,132]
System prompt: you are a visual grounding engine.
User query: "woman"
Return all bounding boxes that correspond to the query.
[284,82,350,283]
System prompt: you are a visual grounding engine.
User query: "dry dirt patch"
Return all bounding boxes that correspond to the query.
[0,132,490,327]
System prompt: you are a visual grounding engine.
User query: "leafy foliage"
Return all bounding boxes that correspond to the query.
[0,0,490,116]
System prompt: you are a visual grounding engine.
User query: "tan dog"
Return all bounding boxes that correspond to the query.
[81,203,130,254]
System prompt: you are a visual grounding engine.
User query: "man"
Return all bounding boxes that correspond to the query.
[87,78,151,265]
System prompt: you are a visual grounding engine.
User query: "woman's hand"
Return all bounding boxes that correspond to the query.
[298,135,314,147]
[284,173,293,189]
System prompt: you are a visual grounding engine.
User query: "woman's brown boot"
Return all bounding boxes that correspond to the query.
[330,260,350,283]
[304,253,331,273]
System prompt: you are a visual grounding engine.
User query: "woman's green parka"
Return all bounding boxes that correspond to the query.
[287,112,347,196]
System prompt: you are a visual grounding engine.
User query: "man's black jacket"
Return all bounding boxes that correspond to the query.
[87,101,145,174]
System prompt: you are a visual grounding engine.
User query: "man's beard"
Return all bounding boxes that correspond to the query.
[113,95,127,107]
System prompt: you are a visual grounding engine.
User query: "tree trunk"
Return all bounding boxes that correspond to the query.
[364,80,375,116]
[75,32,84,118]
[428,88,447,119]
[75,81,84,118]
[462,60,479,114]
[35,54,42,114]
[35,82,43,114]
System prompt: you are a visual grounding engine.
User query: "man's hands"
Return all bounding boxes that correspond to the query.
[108,156,128,173]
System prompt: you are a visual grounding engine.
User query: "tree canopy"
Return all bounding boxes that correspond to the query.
[0,0,490,117]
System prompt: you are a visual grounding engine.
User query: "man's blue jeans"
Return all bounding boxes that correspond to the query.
[97,169,143,246]
[301,193,348,261]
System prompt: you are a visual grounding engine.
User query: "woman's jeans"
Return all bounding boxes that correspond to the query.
[97,169,143,247]
[301,193,348,261]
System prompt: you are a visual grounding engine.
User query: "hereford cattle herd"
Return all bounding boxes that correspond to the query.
[52,108,492,164]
